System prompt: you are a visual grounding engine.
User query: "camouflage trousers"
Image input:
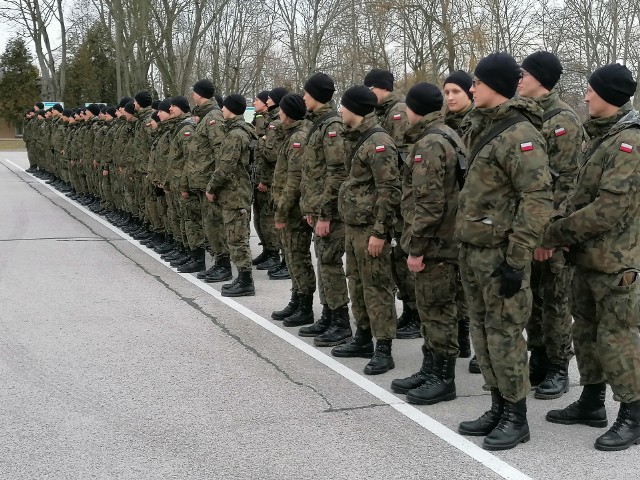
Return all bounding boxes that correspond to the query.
[393,226,417,309]
[100,170,114,209]
[222,208,252,271]
[314,219,349,309]
[345,224,396,341]
[26,143,37,168]
[572,266,640,403]
[145,179,164,233]
[253,189,280,251]
[181,192,204,250]
[527,252,574,364]
[166,193,185,245]
[281,217,315,295]
[459,243,531,403]
[416,261,459,357]
[202,195,229,257]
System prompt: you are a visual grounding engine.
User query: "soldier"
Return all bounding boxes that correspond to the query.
[189,79,232,281]
[518,51,582,399]
[390,83,466,405]
[205,94,257,297]
[108,97,134,227]
[456,52,553,450]
[271,93,315,326]
[296,72,352,346]
[364,68,418,339]
[331,85,401,375]
[542,64,640,451]
[258,87,290,279]
[443,70,475,369]
[24,109,38,174]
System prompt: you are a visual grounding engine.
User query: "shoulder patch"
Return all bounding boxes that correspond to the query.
[554,127,566,137]
[184,131,192,137]
[268,124,276,130]
[392,114,402,121]
[414,154,422,163]
[375,145,386,153]
[328,131,337,138]
[520,142,534,152]
[292,142,301,149]
[620,143,634,153]
[209,120,217,125]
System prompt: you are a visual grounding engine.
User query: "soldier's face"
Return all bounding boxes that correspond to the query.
[443,83,471,113]
[585,84,616,118]
[517,70,542,98]
[303,91,321,112]
[158,110,171,122]
[406,108,421,125]
[169,105,180,117]
[253,98,267,111]
[470,78,499,108]
[340,106,357,127]
[266,97,275,108]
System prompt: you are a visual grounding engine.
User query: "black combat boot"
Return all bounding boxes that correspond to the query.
[459,389,505,436]
[396,301,421,339]
[205,255,233,283]
[161,244,183,261]
[298,302,329,335]
[331,328,374,358]
[170,248,193,267]
[529,347,549,387]
[178,248,206,273]
[257,249,280,271]
[153,235,174,254]
[546,382,608,427]
[469,354,481,374]
[595,401,640,451]
[221,270,255,297]
[252,249,269,266]
[314,305,352,347]
[272,290,300,321]
[391,345,433,394]
[482,398,530,450]
[197,264,218,280]
[268,260,291,280]
[406,354,456,405]
[458,317,471,358]
[283,293,314,327]
[534,361,570,399]
[364,339,395,375]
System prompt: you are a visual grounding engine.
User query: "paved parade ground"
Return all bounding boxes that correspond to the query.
[1,150,637,479]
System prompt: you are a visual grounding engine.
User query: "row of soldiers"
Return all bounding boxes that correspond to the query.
[23,50,640,453]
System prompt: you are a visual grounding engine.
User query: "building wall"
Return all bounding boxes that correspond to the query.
[0,120,19,139]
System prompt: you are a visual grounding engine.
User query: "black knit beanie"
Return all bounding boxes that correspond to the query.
[52,103,63,113]
[118,97,133,109]
[521,51,563,91]
[150,111,160,123]
[364,69,394,91]
[474,52,521,99]
[223,94,247,115]
[588,64,637,107]
[171,95,191,113]
[106,106,117,117]
[87,104,101,116]
[123,101,136,115]
[134,91,152,108]
[269,87,289,106]
[279,93,307,120]
[341,85,378,117]
[304,73,335,104]
[62,109,73,117]
[151,100,160,110]
[256,90,270,104]
[406,83,444,116]
[158,98,172,113]
[35,102,44,109]
[193,79,215,99]
[444,70,473,99]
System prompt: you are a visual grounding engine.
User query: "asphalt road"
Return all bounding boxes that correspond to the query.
[1,151,637,480]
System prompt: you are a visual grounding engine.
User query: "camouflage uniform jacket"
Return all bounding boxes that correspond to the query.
[153,117,181,187]
[165,114,195,191]
[338,113,401,237]
[273,119,311,223]
[206,115,256,211]
[299,104,347,221]
[113,118,134,170]
[102,118,124,170]
[537,91,583,216]
[375,90,409,150]
[402,111,464,261]
[444,104,473,133]
[147,122,168,180]
[456,98,553,270]
[253,110,268,137]
[181,99,225,191]
[131,106,152,174]
[51,117,66,154]
[63,123,79,160]
[256,107,282,185]
[543,104,640,273]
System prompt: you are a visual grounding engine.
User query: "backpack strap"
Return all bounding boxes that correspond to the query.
[307,111,339,142]
[349,126,386,163]
[468,113,528,163]
[420,128,468,189]
[542,108,570,123]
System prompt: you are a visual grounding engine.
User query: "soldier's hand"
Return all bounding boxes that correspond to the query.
[306,215,314,227]
[491,262,523,299]
[257,182,267,192]
[533,247,554,262]
[102,170,109,176]
[315,220,330,237]
[205,192,215,202]
[368,236,385,258]
[181,191,189,198]
[275,222,286,230]
[407,255,425,273]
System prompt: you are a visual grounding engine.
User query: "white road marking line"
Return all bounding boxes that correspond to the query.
[5,158,532,480]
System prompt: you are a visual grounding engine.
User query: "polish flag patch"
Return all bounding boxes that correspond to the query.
[269,124,276,130]
[554,127,566,137]
[620,143,634,153]
[209,120,217,125]
[328,131,337,138]
[393,114,402,120]
[520,142,534,152]
[414,154,422,163]
[184,132,192,137]
[292,142,301,149]
[375,145,386,153]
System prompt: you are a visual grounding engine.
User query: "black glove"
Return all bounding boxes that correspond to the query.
[491,261,523,299]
